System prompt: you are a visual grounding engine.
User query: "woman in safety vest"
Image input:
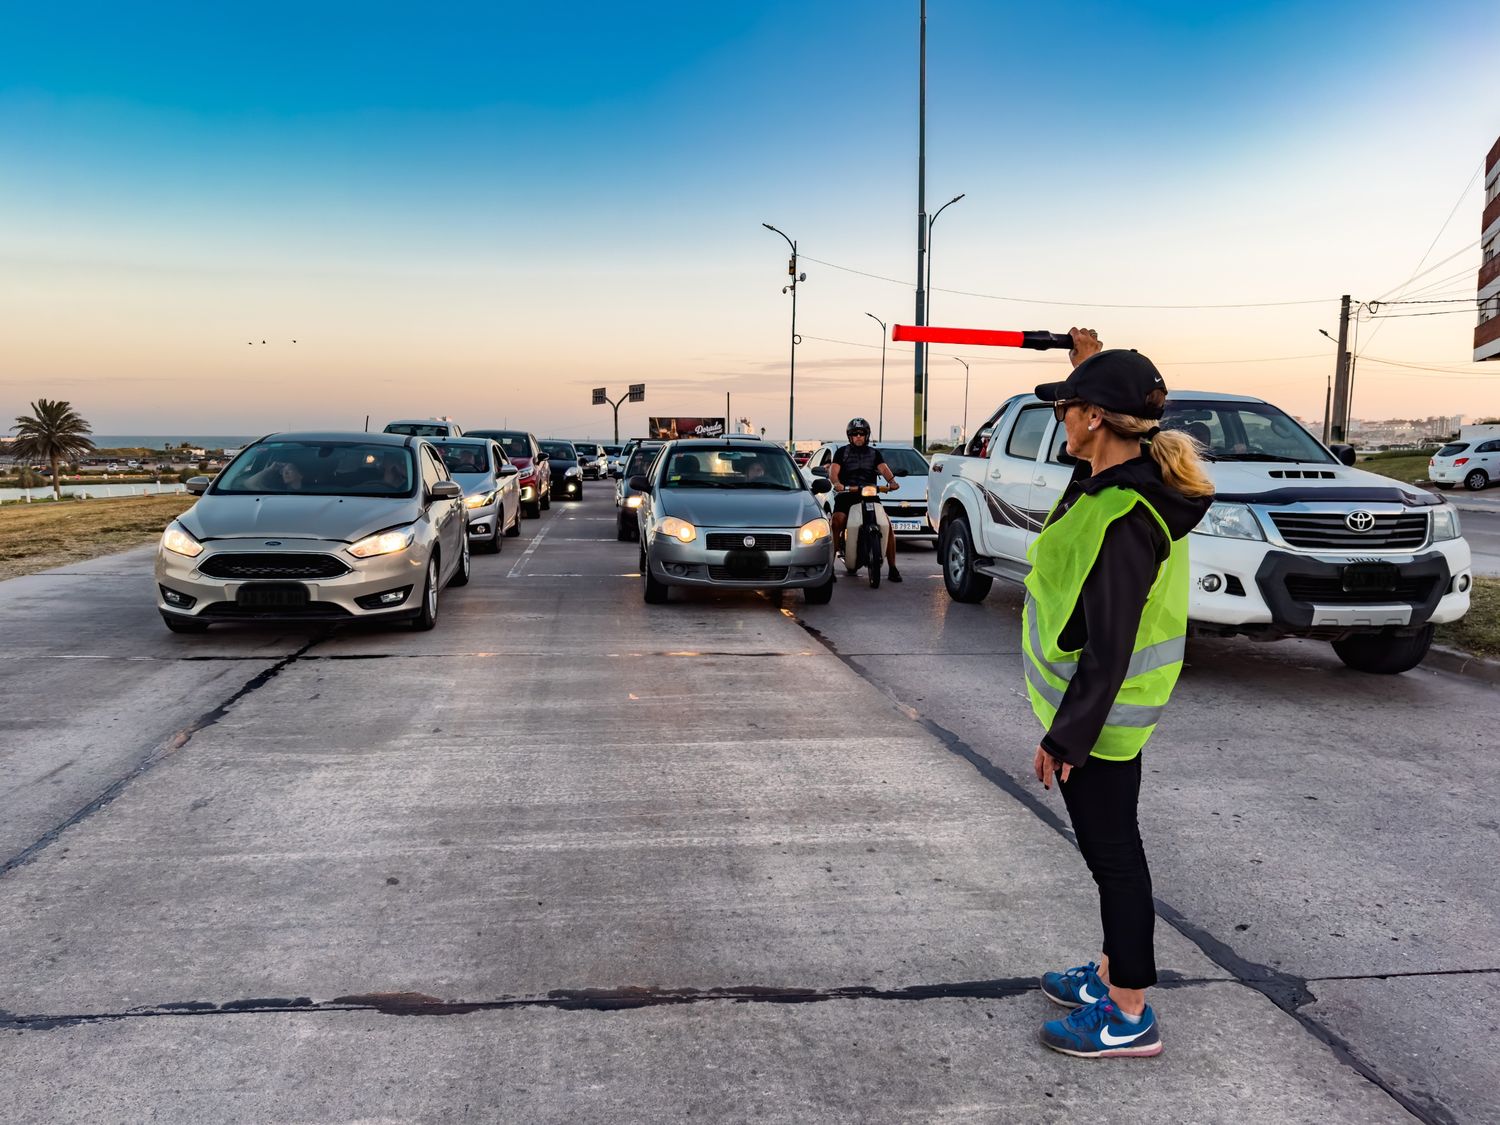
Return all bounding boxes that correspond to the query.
[1026,329,1215,1058]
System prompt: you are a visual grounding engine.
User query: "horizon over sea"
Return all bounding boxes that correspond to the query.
[87,435,259,451]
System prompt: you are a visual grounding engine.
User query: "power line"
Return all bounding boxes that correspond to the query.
[1375,161,1484,301]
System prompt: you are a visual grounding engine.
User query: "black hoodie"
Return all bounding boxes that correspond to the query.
[1039,453,1214,767]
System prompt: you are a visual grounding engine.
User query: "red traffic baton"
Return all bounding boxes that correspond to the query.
[893,324,1074,350]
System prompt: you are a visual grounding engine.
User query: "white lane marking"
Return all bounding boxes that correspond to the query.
[507,518,556,578]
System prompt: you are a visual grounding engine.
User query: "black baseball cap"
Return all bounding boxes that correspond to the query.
[1034,349,1167,420]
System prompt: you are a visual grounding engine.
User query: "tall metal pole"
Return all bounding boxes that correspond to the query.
[956,356,970,444]
[866,313,888,441]
[923,193,964,444]
[1330,294,1351,445]
[912,0,928,451]
[763,223,800,450]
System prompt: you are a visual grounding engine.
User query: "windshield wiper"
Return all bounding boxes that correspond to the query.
[1213,453,1304,463]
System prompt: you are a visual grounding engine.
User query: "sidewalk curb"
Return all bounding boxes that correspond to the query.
[1423,643,1500,686]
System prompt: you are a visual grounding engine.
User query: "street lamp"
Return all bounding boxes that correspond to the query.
[763,223,804,449]
[955,356,971,447]
[922,193,965,442]
[865,312,888,442]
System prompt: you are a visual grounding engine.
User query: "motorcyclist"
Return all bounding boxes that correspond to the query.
[828,418,902,583]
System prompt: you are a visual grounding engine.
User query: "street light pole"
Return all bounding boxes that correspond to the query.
[865,312,888,442]
[923,192,965,443]
[763,223,802,449]
[912,0,927,451]
[955,356,970,446]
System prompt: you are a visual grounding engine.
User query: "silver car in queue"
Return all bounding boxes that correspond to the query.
[429,436,523,552]
[155,432,470,633]
[633,437,835,604]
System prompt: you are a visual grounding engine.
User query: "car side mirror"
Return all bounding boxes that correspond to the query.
[498,464,519,476]
[629,474,652,493]
[1331,444,1357,467]
[811,478,832,495]
[185,476,212,495]
[537,452,550,461]
[811,465,829,478]
[429,480,462,501]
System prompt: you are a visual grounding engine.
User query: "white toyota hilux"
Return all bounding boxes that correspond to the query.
[928,390,1472,674]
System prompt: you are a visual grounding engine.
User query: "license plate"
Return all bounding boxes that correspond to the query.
[236,583,309,609]
[1341,563,1398,594]
[892,519,924,532]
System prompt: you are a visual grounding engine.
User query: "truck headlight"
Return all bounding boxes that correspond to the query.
[1431,506,1461,542]
[798,517,831,544]
[348,527,415,558]
[464,490,497,510]
[660,516,697,543]
[161,522,204,558]
[1195,502,1264,541]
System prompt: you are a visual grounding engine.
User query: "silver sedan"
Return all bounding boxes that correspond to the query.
[155,432,470,633]
[633,438,835,604]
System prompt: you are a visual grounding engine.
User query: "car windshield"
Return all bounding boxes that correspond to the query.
[625,445,663,476]
[661,447,802,490]
[471,432,530,458]
[574,443,601,456]
[876,446,929,476]
[384,422,451,437]
[602,445,621,455]
[435,442,490,474]
[215,441,415,496]
[541,441,576,460]
[1162,400,1333,464]
[1436,443,1469,457]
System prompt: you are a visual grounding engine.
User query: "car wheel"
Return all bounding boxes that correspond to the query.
[524,500,540,519]
[1464,469,1489,491]
[505,508,522,536]
[642,547,669,604]
[541,487,552,510]
[617,514,632,542]
[1331,625,1433,675]
[569,487,583,502]
[449,534,471,587]
[412,556,440,631]
[161,612,210,634]
[803,572,834,605]
[940,514,993,603]
[488,519,503,553]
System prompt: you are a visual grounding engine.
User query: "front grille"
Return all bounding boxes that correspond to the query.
[706,533,792,551]
[1268,512,1427,551]
[1284,575,1437,605]
[199,553,350,580]
[708,565,789,582]
[199,602,352,619]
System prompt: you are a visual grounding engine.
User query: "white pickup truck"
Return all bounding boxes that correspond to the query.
[928,390,1473,674]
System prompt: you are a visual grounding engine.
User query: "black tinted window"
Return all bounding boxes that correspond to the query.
[216,442,415,496]
[1006,406,1051,461]
[626,445,664,476]
[540,441,576,460]
[1436,443,1469,457]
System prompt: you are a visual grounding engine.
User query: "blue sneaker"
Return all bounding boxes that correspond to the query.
[1040,998,1162,1058]
[1040,961,1108,1009]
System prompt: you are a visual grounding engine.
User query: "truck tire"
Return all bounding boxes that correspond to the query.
[1331,624,1434,675]
[940,514,992,603]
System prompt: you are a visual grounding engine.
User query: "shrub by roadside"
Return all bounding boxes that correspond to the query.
[0,494,196,581]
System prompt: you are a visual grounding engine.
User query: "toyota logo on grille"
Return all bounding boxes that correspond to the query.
[743,535,756,548]
[1346,511,1376,533]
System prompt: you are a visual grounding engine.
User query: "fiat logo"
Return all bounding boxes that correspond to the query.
[743,535,756,548]
[1345,511,1376,533]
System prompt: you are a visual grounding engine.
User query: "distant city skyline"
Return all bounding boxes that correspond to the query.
[3,1,1498,441]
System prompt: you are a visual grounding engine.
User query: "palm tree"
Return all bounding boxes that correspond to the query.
[11,399,95,501]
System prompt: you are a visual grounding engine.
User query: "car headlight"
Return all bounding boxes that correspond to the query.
[798,517,832,545]
[161,522,204,558]
[625,495,643,508]
[348,527,416,558]
[464,490,497,510]
[1193,502,1264,541]
[660,516,697,543]
[566,466,582,478]
[1431,506,1462,542]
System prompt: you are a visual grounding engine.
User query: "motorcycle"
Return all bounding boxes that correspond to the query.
[842,483,896,588]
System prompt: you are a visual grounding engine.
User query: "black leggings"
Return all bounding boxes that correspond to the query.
[1057,754,1157,989]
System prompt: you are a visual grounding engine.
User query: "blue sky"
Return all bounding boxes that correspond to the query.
[3,1,1497,438]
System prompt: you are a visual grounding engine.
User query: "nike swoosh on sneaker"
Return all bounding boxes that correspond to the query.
[1077,981,1102,1004]
[1098,1023,1151,1047]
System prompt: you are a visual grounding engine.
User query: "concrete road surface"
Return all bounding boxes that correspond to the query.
[1450,494,1500,577]
[2,489,1495,1123]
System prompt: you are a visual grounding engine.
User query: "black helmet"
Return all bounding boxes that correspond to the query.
[846,417,871,438]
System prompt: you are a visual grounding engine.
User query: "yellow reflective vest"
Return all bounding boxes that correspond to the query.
[1022,486,1188,761]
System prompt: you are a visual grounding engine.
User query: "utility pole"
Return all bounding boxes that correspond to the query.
[912,0,928,451]
[1330,294,1352,445]
[956,356,971,443]
[865,312,888,441]
[763,223,803,449]
[1323,374,1332,446]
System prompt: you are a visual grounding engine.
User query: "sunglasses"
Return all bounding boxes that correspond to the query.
[1052,399,1086,421]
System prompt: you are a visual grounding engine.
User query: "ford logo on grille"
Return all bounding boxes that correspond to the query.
[743,535,756,548]
[264,540,283,546]
[1345,511,1376,533]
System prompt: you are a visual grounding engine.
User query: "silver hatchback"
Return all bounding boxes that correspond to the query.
[634,438,835,604]
[155,432,470,633]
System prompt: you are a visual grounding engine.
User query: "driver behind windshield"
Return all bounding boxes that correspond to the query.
[829,417,902,582]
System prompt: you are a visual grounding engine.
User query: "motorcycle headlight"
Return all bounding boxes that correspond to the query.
[161,522,204,558]
[860,485,879,497]
[464,490,497,510]
[660,516,696,543]
[798,517,832,545]
[1195,502,1264,541]
[1431,506,1461,542]
[348,526,415,558]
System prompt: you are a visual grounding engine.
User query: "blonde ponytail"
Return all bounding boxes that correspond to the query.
[1095,390,1215,499]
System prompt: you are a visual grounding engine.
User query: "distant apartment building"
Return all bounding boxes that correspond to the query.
[1478,134,1500,360]
[1348,416,1464,446]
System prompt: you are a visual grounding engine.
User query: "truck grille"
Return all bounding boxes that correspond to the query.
[199,553,350,580]
[706,533,791,551]
[708,565,788,582]
[1284,575,1437,605]
[1268,513,1427,551]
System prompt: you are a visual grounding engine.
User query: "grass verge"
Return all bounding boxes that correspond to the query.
[1436,576,1500,661]
[0,494,195,581]
[1357,453,1433,484]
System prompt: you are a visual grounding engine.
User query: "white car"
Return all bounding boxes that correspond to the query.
[801,442,936,539]
[1430,431,1500,491]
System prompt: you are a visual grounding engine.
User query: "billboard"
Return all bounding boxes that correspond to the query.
[649,416,727,440]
